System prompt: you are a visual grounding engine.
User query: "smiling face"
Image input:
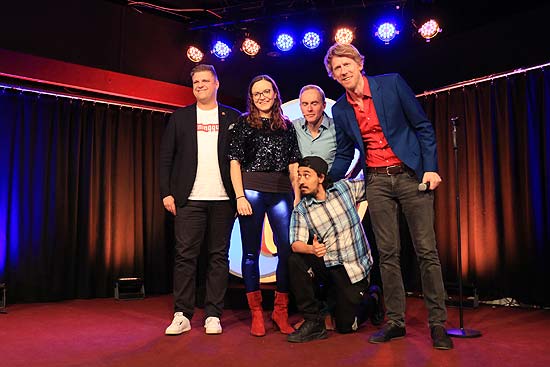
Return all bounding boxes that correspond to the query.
[250,79,276,117]
[299,88,326,126]
[298,166,324,198]
[329,55,363,92]
[192,70,219,106]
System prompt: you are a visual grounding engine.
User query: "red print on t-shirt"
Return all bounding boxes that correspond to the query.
[197,123,219,133]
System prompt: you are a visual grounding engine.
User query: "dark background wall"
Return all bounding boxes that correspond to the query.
[1,0,549,109]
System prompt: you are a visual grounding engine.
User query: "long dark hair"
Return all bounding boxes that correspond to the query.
[246,74,288,130]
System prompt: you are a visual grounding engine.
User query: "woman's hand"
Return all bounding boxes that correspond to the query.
[237,196,253,216]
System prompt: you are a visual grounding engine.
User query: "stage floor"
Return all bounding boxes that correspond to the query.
[1,294,549,367]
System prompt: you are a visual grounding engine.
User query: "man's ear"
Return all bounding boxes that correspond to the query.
[318,173,326,184]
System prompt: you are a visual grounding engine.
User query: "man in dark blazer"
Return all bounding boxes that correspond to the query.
[324,43,453,350]
[159,64,240,336]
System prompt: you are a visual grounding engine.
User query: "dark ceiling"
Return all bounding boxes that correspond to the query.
[1,0,549,109]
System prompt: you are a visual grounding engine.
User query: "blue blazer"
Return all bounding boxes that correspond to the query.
[329,73,438,182]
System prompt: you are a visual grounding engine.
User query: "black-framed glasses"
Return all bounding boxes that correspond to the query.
[252,89,272,100]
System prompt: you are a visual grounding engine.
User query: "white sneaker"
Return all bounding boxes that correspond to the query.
[165,312,191,335]
[204,316,222,335]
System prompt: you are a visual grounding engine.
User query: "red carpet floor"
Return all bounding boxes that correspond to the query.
[1,295,549,367]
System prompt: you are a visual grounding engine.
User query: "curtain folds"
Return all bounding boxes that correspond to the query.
[421,68,550,306]
[0,90,173,301]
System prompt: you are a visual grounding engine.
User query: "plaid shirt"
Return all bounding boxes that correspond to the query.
[290,179,373,283]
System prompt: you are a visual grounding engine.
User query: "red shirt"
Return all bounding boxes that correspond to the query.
[346,76,401,168]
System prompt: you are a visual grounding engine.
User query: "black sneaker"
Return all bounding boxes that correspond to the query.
[368,322,406,344]
[368,285,385,326]
[287,319,328,343]
[431,325,454,350]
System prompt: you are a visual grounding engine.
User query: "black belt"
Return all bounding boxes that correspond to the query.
[367,164,410,175]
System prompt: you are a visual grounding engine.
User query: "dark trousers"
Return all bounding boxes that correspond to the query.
[288,252,371,333]
[366,171,447,328]
[173,200,235,320]
[239,189,293,293]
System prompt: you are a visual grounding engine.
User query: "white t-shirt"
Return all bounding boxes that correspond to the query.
[188,106,229,200]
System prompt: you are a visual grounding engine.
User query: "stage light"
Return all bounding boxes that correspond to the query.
[275,33,295,52]
[418,19,442,42]
[302,31,321,49]
[186,46,204,63]
[211,40,232,59]
[375,22,399,44]
[241,38,260,56]
[334,27,354,45]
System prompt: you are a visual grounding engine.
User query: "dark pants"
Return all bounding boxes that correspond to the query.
[366,171,447,328]
[288,252,371,333]
[239,189,293,293]
[173,200,235,320]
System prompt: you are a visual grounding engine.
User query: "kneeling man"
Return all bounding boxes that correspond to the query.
[287,156,382,343]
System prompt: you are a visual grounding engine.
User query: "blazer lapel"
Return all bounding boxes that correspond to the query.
[190,104,198,157]
[368,76,387,132]
[342,100,364,156]
[217,105,228,148]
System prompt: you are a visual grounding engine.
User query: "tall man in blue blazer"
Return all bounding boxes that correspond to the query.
[324,43,453,350]
[160,64,240,336]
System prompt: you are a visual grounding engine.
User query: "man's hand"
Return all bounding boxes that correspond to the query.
[421,172,442,190]
[163,195,176,216]
[311,234,327,258]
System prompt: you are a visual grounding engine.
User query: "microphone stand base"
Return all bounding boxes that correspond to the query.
[447,328,482,338]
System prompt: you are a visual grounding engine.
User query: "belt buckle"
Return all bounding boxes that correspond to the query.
[385,165,401,175]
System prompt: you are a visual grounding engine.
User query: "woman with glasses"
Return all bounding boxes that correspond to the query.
[229,75,301,337]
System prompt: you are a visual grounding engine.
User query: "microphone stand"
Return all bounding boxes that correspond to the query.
[447,117,481,338]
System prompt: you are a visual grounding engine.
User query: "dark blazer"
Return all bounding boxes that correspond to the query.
[159,103,241,207]
[329,73,438,182]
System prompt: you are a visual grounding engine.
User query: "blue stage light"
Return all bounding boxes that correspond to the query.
[375,22,399,44]
[302,31,321,49]
[275,33,294,52]
[211,41,231,59]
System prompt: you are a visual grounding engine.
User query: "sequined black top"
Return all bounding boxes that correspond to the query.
[228,115,301,173]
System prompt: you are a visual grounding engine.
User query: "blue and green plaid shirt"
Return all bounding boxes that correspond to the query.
[290,179,373,283]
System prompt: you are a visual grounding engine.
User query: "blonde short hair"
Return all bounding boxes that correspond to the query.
[323,43,365,78]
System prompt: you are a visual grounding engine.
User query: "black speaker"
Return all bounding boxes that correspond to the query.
[0,283,7,313]
[445,282,479,308]
[115,278,145,300]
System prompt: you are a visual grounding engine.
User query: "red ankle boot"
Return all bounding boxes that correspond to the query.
[272,291,295,334]
[246,290,265,337]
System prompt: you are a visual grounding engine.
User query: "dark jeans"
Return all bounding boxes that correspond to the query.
[239,189,293,293]
[173,200,235,320]
[366,171,447,328]
[288,252,372,333]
